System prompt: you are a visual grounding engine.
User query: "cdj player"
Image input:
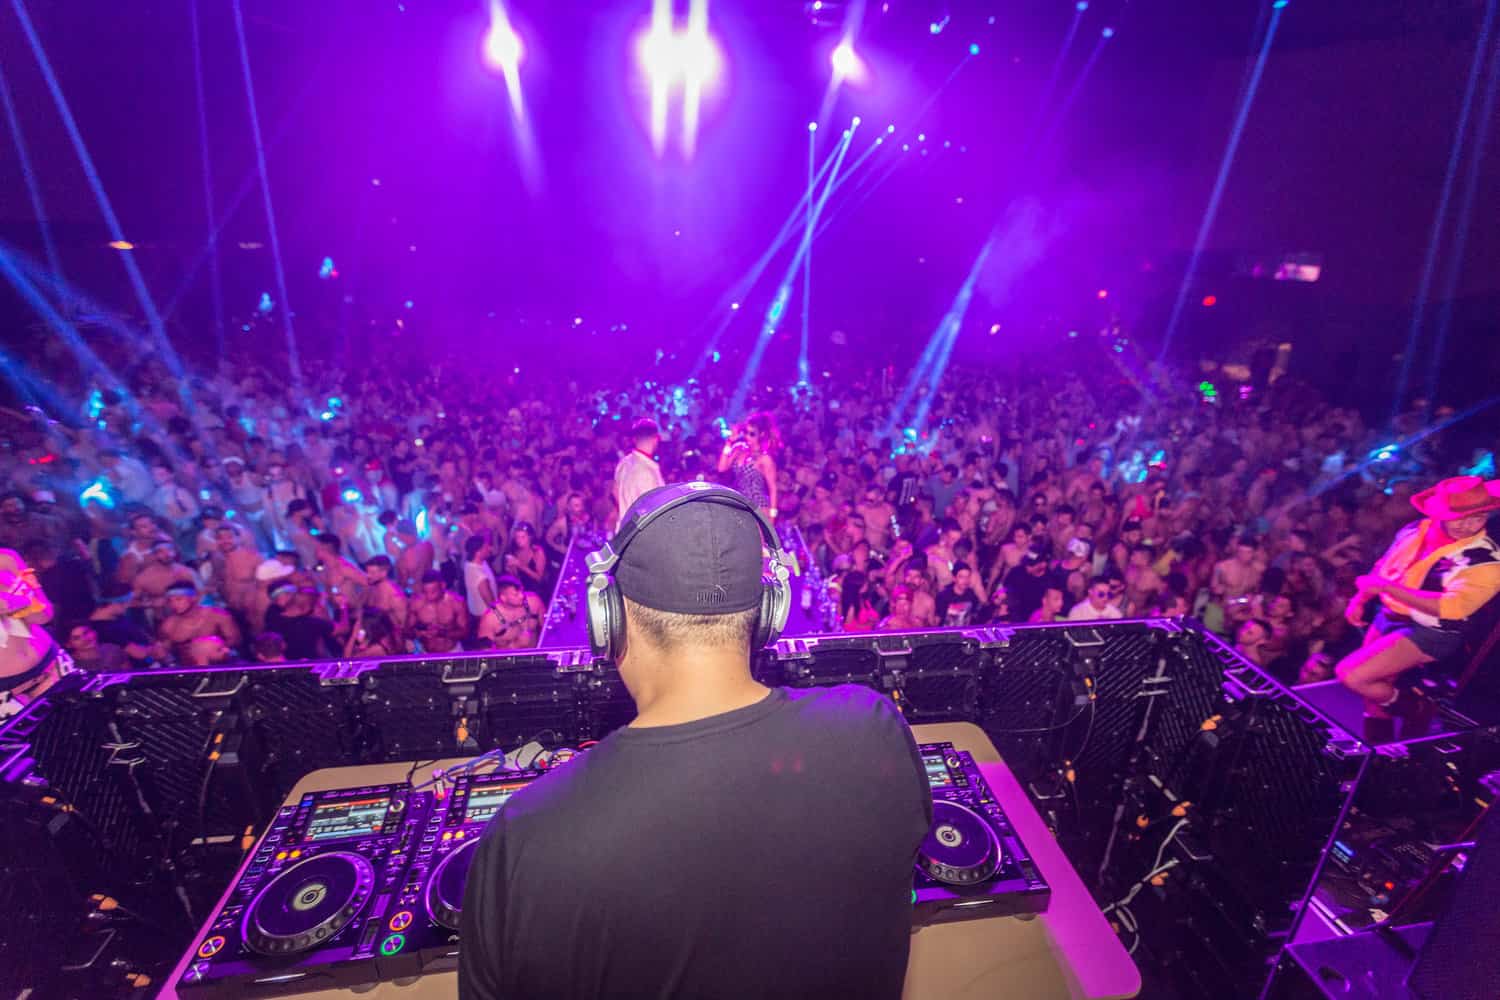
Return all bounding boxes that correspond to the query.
[176,743,1047,995]
[178,783,434,996]
[912,742,1050,924]
[177,768,549,996]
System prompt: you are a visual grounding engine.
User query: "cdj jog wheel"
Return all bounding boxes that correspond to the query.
[244,852,377,956]
[426,838,481,931]
[917,800,1002,887]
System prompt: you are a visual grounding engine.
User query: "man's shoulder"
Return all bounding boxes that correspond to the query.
[777,684,909,740]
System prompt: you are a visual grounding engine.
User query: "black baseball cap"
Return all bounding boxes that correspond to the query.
[615,486,765,615]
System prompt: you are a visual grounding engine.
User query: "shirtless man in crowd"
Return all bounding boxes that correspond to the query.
[1212,536,1264,604]
[1125,546,1164,614]
[316,534,369,608]
[362,555,409,632]
[158,582,242,665]
[115,513,163,590]
[855,485,896,555]
[379,513,435,589]
[901,556,939,628]
[131,540,201,617]
[1212,535,1264,629]
[476,575,546,650]
[211,525,262,621]
[408,571,468,653]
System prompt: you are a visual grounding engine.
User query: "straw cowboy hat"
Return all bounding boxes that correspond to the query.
[1411,476,1500,520]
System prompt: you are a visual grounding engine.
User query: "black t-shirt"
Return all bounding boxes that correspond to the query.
[459,685,932,1000]
[1003,564,1058,622]
[265,607,337,661]
[934,584,980,627]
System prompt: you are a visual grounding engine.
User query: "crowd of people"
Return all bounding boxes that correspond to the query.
[0,338,1493,693]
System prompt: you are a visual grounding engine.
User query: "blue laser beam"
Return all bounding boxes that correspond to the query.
[1034,3,1085,130]
[907,247,991,436]
[1035,31,1110,154]
[1158,2,1285,361]
[0,60,61,282]
[731,125,856,416]
[1425,33,1500,409]
[11,0,191,404]
[690,137,850,378]
[800,125,815,384]
[189,0,226,360]
[160,70,320,324]
[231,0,303,386]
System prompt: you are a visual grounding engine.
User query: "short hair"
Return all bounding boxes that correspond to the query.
[420,569,445,586]
[1087,575,1110,590]
[378,510,399,526]
[1054,504,1076,518]
[214,524,236,536]
[624,596,759,653]
[253,632,287,660]
[363,554,393,571]
[316,533,342,554]
[943,464,959,477]
[952,561,973,576]
[465,535,488,559]
[940,517,961,535]
[905,553,930,573]
[632,418,660,444]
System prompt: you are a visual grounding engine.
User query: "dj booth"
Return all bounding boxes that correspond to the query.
[1,617,1495,999]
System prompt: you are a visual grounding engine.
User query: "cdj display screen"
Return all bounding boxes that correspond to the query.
[464,782,529,825]
[304,795,391,842]
[922,751,954,788]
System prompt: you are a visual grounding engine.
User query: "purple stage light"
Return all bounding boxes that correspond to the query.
[483,16,522,72]
[636,0,722,157]
[830,41,865,83]
[639,0,676,155]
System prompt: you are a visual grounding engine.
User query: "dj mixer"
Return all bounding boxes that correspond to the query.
[175,742,1048,995]
[389,770,544,972]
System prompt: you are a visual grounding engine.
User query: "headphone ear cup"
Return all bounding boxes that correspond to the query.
[757,568,791,649]
[586,575,624,659]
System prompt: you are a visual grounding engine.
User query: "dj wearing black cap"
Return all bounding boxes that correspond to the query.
[460,484,932,999]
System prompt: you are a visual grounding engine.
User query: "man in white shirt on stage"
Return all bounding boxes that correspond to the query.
[614,419,666,517]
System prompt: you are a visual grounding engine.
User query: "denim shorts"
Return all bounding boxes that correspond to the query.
[1372,608,1465,660]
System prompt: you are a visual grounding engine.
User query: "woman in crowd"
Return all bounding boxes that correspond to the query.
[502,522,549,595]
[719,411,780,522]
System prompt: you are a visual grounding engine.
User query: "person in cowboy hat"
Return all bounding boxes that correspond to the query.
[1336,475,1500,742]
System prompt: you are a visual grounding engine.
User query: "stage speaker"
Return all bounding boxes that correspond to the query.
[1407,808,1500,1000]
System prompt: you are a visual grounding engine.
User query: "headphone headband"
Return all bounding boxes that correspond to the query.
[585,482,792,659]
[586,482,786,577]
